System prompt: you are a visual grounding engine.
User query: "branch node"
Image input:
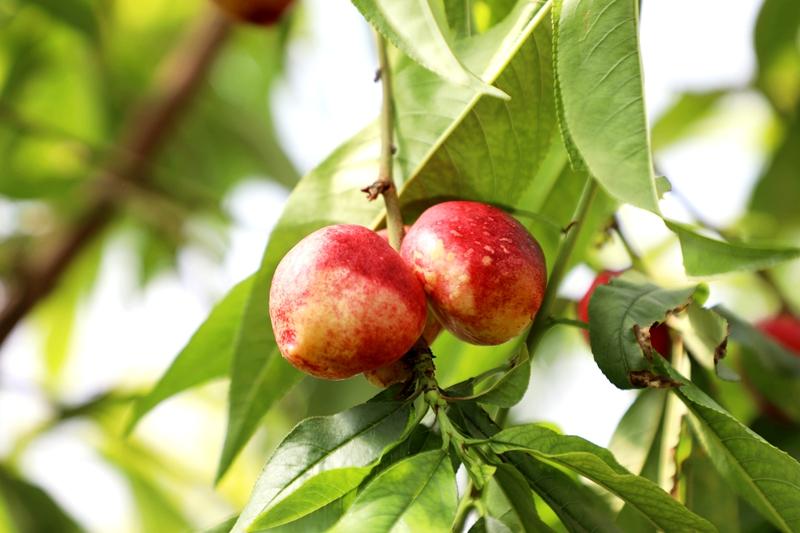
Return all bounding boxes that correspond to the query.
[361,180,393,201]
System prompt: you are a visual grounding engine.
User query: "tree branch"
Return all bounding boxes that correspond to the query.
[0,11,231,351]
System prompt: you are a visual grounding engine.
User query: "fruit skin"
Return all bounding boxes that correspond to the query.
[213,0,293,25]
[400,201,547,345]
[376,226,443,345]
[577,270,672,357]
[269,224,427,380]
[364,356,414,388]
[757,313,800,354]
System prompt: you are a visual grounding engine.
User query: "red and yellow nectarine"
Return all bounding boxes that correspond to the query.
[401,201,547,345]
[269,224,427,380]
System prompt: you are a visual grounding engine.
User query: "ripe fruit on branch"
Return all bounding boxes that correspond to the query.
[213,0,294,25]
[577,270,672,357]
[401,201,547,345]
[758,313,800,354]
[269,224,427,380]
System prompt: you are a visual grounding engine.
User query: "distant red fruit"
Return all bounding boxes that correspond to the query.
[757,313,800,355]
[578,270,672,357]
[213,0,294,25]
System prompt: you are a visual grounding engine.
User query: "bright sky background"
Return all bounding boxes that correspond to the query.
[0,1,772,531]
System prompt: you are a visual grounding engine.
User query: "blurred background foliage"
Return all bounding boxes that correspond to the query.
[0,0,798,532]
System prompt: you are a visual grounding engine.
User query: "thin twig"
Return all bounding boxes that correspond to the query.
[0,12,231,351]
[362,33,404,251]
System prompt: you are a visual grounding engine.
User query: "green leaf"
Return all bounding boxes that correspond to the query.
[232,400,416,532]
[491,464,555,533]
[666,220,800,276]
[329,450,458,533]
[351,0,507,99]
[252,495,355,533]
[609,389,667,476]
[651,91,725,151]
[587,273,697,389]
[684,448,741,533]
[754,0,800,113]
[667,303,730,374]
[126,276,254,433]
[749,116,800,225]
[250,468,370,530]
[654,358,800,532]
[553,0,660,213]
[444,345,530,407]
[715,306,800,377]
[455,403,623,533]
[25,0,99,41]
[488,425,716,532]
[0,467,83,533]
[203,516,238,533]
[469,517,514,533]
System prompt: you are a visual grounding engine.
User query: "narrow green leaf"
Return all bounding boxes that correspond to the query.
[352,0,508,99]
[251,494,355,533]
[609,389,666,476]
[250,467,370,530]
[0,467,83,533]
[455,403,623,533]
[651,91,725,151]
[553,0,660,213]
[232,400,416,532]
[754,0,800,113]
[715,306,800,377]
[749,115,800,224]
[203,516,238,533]
[445,346,530,407]
[492,464,555,533]
[26,0,99,41]
[126,276,254,433]
[587,273,697,389]
[329,450,458,533]
[469,516,514,533]
[489,425,716,532]
[684,448,741,533]
[666,220,800,276]
[655,358,800,532]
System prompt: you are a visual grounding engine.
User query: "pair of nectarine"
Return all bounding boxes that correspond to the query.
[269,201,547,381]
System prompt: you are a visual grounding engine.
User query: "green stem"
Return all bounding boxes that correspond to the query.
[527,177,599,355]
[452,480,477,532]
[375,33,404,251]
[549,317,589,330]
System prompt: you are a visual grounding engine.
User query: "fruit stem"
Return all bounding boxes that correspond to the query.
[527,177,599,356]
[373,33,405,251]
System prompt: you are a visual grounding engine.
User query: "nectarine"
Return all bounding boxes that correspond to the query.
[213,0,293,25]
[269,225,427,380]
[758,313,800,354]
[401,201,547,345]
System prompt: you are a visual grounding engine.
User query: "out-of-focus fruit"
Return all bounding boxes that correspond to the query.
[213,0,294,25]
[758,313,800,354]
